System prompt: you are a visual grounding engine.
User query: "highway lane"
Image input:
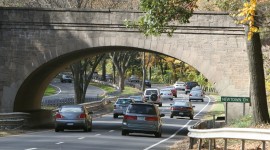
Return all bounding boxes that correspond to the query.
[0,92,213,150]
[42,79,105,101]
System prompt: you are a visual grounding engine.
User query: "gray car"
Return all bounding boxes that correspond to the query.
[54,105,93,132]
[189,86,205,102]
[113,98,135,118]
[122,103,165,138]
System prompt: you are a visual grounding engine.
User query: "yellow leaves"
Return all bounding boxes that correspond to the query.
[235,0,258,40]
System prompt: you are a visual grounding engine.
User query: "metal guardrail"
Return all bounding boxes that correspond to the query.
[188,126,270,150]
[0,112,30,130]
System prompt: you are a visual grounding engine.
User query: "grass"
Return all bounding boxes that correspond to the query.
[202,95,225,120]
[90,82,116,93]
[43,85,57,96]
[121,86,141,95]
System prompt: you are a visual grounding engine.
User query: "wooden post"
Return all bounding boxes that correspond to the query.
[262,141,266,150]
[242,140,245,150]
[198,139,202,150]
[224,139,227,150]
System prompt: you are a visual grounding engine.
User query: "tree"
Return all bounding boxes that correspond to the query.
[109,51,139,91]
[130,0,270,124]
[70,54,105,104]
[235,0,270,124]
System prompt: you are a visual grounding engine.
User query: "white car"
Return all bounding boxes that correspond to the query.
[173,81,185,91]
[143,88,162,107]
[160,89,174,100]
[189,86,205,102]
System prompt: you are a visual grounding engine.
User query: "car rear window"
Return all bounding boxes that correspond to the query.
[174,101,189,107]
[127,104,156,115]
[145,90,158,95]
[60,107,83,112]
[116,99,133,104]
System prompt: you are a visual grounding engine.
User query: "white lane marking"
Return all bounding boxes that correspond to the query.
[25,148,37,150]
[109,130,114,132]
[56,142,64,145]
[78,137,85,140]
[95,134,101,136]
[144,95,211,150]
[44,84,61,97]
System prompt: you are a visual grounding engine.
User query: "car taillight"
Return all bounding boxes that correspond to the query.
[55,113,63,119]
[171,107,175,110]
[187,107,193,111]
[145,116,158,121]
[189,93,192,96]
[79,113,86,119]
[124,115,137,120]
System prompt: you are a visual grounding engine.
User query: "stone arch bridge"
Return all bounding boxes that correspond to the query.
[0,7,249,120]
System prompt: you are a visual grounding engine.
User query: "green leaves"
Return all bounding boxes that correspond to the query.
[125,0,197,36]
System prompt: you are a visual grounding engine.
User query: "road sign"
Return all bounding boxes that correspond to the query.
[221,96,250,103]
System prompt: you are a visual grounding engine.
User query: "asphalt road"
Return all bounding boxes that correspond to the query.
[42,79,105,101]
[0,91,213,150]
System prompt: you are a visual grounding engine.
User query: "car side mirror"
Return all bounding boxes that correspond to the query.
[88,111,93,115]
[160,93,163,95]
[160,114,165,117]
[192,106,195,108]
[170,104,172,106]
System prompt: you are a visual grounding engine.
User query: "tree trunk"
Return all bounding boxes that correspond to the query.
[101,58,106,81]
[118,73,125,92]
[247,31,270,124]
[141,52,146,91]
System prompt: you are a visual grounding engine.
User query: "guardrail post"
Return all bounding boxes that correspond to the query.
[189,137,194,149]
[262,141,266,150]
[209,139,213,150]
[242,139,245,150]
[224,139,227,150]
[198,139,202,150]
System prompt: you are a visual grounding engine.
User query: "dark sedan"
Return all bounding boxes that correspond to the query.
[170,100,195,119]
[54,105,93,132]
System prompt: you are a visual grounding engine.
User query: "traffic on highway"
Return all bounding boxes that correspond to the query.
[0,83,213,150]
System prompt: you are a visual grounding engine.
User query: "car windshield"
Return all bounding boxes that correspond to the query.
[174,101,189,107]
[116,99,133,104]
[60,107,83,112]
[145,90,158,95]
[191,86,202,91]
[127,104,156,115]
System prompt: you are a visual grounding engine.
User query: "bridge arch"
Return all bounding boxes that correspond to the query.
[1,7,250,120]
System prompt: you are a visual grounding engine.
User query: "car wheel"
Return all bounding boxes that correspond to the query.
[154,131,162,138]
[159,103,162,107]
[189,99,191,102]
[170,98,173,101]
[201,99,204,102]
[88,127,92,132]
[190,115,194,120]
[83,127,88,132]
[55,128,60,132]
[113,114,118,118]
[122,130,129,136]
[170,114,173,118]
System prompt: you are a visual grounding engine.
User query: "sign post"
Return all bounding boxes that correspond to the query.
[221,96,250,124]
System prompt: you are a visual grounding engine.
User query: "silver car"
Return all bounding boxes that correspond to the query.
[189,86,205,102]
[122,103,165,138]
[54,105,93,132]
[113,98,135,118]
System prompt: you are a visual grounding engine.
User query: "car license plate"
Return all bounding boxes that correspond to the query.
[179,112,183,115]
[137,117,145,120]
[67,123,74,126]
